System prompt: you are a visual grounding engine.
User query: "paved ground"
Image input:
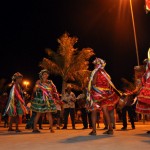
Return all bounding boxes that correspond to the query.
[0,122,150,150]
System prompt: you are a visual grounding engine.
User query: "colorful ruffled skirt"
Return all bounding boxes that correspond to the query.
[31,91,57,113]
[136,85,150,114]
[89,86,119,111]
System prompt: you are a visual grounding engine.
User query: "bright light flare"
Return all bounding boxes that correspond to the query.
[23,80,30,88]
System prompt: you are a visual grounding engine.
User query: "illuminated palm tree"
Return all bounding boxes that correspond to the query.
[40,33,95,93]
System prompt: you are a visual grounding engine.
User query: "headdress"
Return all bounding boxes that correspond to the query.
[12,72,23,81]
[92,57,106,68]
[39,69,49,79]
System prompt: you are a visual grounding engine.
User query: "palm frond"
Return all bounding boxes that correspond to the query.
[57,32,78,55]
[73,70,91,89]
[45,49,65,69]
[57,33,78,69]
[67,83,83,91]
[65,70,91,89]
[39,58,63,76]
[68,48,95,73]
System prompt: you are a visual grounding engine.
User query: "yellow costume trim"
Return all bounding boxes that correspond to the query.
[94,86,110,91]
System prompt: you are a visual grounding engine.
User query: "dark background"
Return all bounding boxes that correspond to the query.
[0,0,150,92]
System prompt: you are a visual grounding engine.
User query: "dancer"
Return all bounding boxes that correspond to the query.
[87,58,120,135]
[31,69,61,133]
[136,48,150,134]
[3,72,28,132]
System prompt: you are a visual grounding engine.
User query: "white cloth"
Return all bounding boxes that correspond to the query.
[61,92,76,108]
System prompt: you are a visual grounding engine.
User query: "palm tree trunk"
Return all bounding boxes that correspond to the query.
[61,79,67,95]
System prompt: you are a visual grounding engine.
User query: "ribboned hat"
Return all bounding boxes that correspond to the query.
[12,72,23,81]
[39,69,50,79]
[92,57,106,67]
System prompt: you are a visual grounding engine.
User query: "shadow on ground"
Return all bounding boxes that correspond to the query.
[141,140,150,144]
[0,131,45,136]
[135,132,150,137]
[60,134,114,143]
[134,133,150,144]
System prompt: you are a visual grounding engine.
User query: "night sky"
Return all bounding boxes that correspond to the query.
[0,0,150,91]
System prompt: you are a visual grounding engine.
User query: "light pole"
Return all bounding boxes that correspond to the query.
[129,0,140,66]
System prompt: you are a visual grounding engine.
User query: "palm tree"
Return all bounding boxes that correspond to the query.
[39,32,95,94]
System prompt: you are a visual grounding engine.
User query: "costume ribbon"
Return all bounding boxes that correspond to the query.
[3,84,28,116]
[87,65,121,107]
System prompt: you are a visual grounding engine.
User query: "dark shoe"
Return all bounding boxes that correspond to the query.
[39,127,43,129]
[121,127,127,130]
[50,129,55,133]
[82,127,88,129]
[32,129,40,133]
[102,127,108,130]
[8,128,15,131]
[72,127,76,129]
[103,130,113,135]
[16,129,22,133]
[89,130,97,135]
[56,126,60,130]
[147,131,150,134]
[132,126,135,129]
[25,125,32,129]
[113,126,116,129]
[61,127,67,130]
[97,125,100,128]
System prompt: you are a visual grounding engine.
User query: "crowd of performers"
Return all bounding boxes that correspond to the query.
[0,51,150,135]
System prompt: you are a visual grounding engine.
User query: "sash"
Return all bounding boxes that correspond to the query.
[3,84,28,116]
[87,67,121,107]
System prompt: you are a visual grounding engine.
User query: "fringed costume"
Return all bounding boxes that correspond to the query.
[31,80,60,113]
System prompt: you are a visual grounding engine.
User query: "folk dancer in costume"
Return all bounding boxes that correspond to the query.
[3,72,28,132]
[31,69,62,133]
[136,48,150,134]
[86,58,120,135]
